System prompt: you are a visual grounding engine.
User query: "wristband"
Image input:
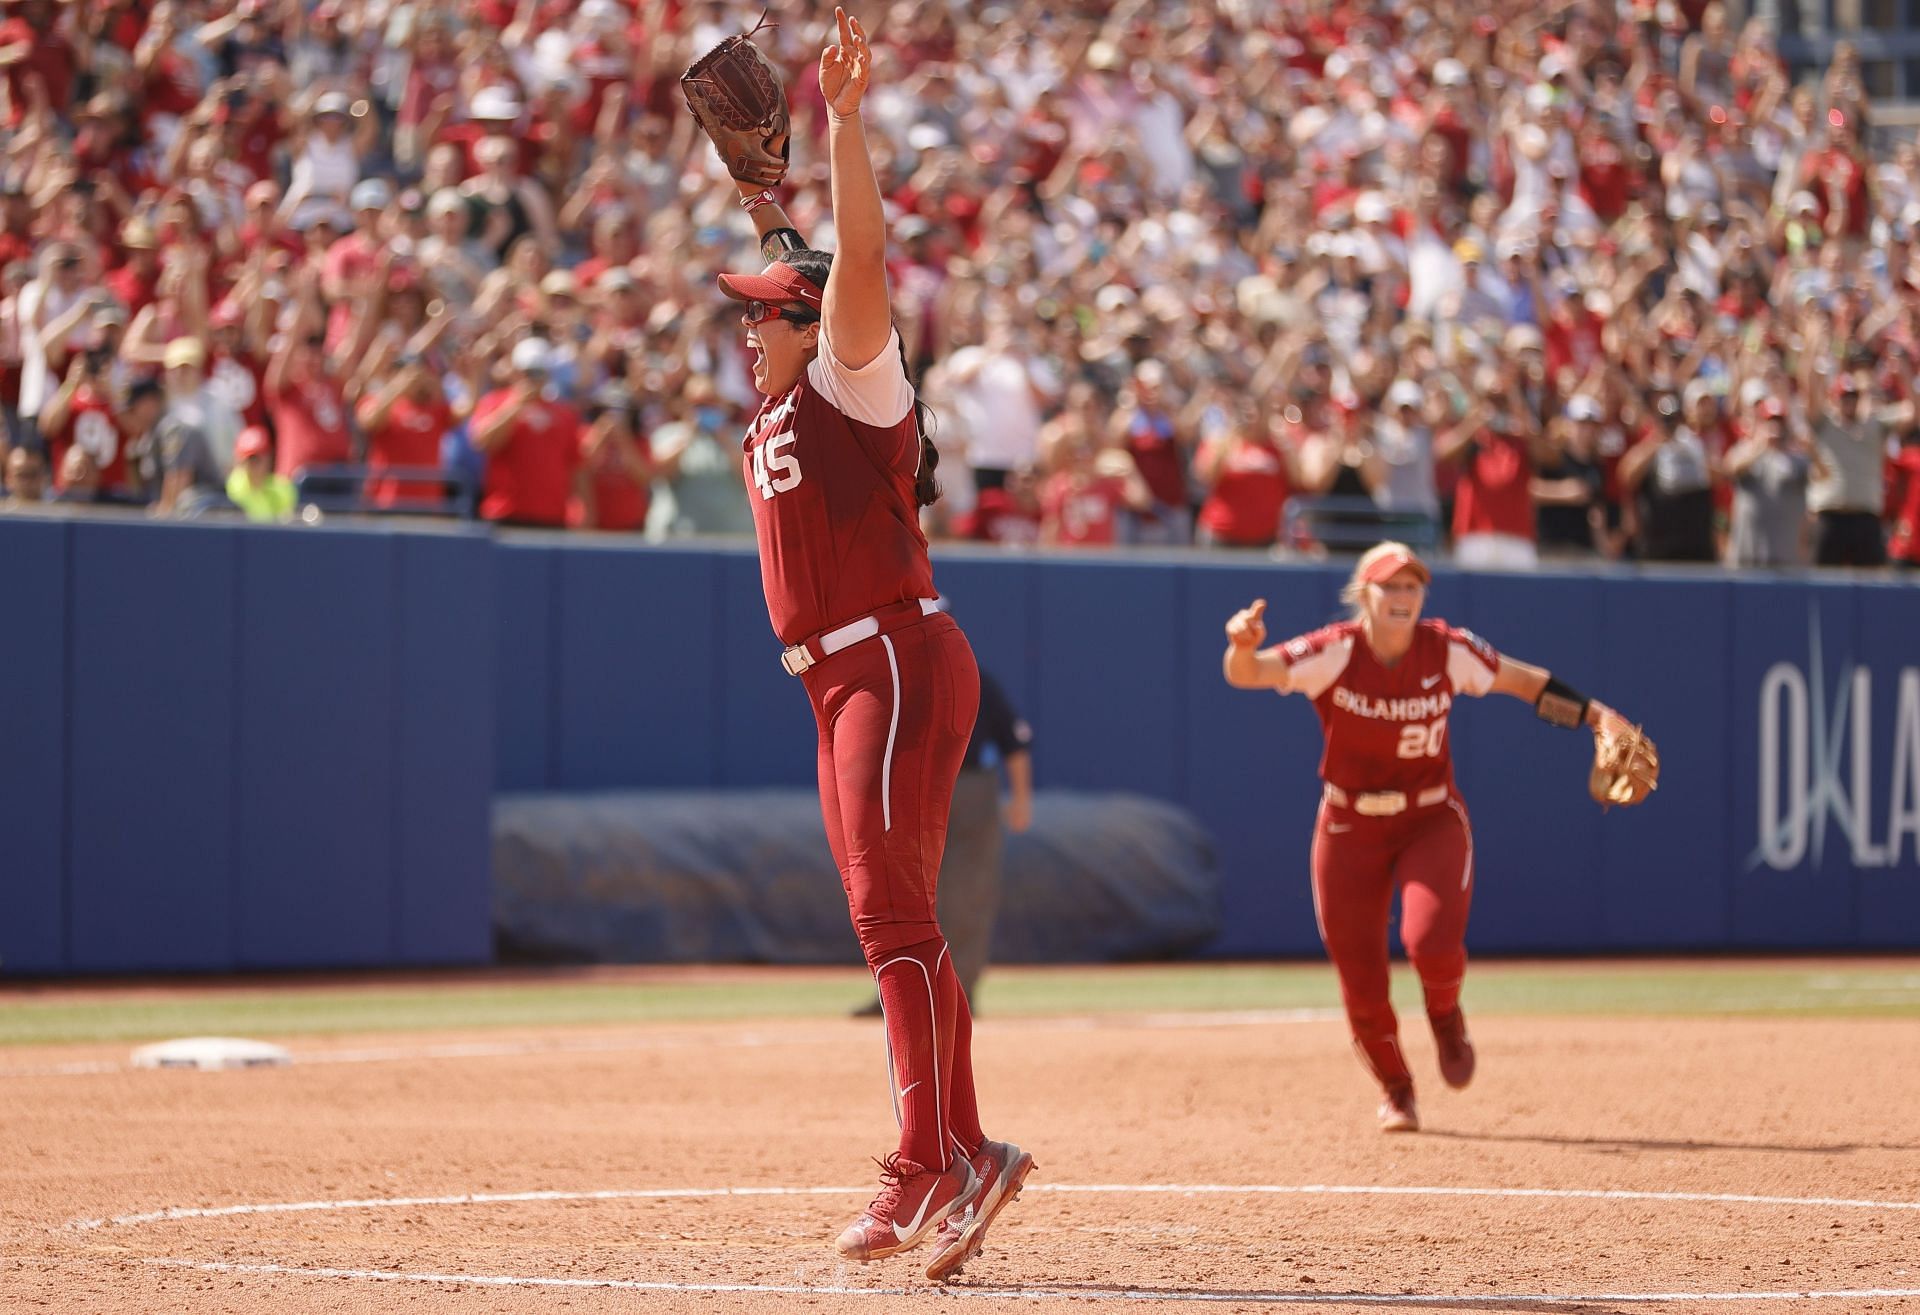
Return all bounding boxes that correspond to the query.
[1534,675,1592,729]
[740,189,778,214]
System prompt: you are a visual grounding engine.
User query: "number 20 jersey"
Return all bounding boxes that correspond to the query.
[742,340,934,647]
[1270,618,1501,797]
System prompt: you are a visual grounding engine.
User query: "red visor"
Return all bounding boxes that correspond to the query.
[716,261,824,310]
[1360,549,1431,585]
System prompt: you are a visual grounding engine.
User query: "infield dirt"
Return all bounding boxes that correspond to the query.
[3,1001,1918,1313]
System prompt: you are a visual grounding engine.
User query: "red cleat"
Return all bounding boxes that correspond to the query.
[924,1139,1036,1282]
[833,1153,979,1262]
[1378,1082,1420,1133]
[1430,1009,1476,1090]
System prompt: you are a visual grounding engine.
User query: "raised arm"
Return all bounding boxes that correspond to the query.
[1221,598,1293,691]
[817,8,891,370]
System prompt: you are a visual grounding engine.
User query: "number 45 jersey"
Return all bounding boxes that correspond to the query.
[1269,619,1501,798]
[742,327,935,647]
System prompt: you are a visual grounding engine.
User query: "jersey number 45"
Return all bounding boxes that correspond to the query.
[753,432,803,500]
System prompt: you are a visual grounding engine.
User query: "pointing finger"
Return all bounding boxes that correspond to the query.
[1250,599,1266,618]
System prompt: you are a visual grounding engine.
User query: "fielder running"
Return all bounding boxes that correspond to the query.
[1222,542,1657,1131]
[687,6,1032,1281]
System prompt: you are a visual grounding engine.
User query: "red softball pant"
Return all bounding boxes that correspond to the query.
[802,611,984,1170]
[1310,796,1474,1089]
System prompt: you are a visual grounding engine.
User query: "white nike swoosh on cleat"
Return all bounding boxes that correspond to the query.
[891,1187,940,1243]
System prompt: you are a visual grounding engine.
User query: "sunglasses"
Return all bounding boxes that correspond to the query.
[741,300,819,328]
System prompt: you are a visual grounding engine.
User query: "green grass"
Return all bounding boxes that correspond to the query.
[3,962,1918,1048]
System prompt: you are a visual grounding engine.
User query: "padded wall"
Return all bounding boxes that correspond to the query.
[5,517,492,976]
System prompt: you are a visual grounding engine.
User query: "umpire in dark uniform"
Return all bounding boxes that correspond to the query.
[859,659,1032,1013]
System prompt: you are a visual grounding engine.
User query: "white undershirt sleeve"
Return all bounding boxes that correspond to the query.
[807,325,916,428]
[1446,639,1500,696]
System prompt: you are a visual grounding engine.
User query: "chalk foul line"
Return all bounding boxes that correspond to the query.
[133,1258,1920,1305]
[68,1181,1920,1232]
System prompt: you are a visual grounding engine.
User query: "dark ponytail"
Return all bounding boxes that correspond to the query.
[899,331,941,507]
[782,248,940,506]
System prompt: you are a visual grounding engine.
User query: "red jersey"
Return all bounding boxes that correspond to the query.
[362,395,452,508]
[474,389,581,526]
[1197,437,1289,545]
[1041,471,1126,546]
[957,486,1041,546]
[208,350,267,429]
[1888,441,1920,565]
[267,375,352,478]
[1453,428,1536,540]
[1271,618,1501,798]
[574,431,651,532]
[45,385,130,493]
[742,335,931,646]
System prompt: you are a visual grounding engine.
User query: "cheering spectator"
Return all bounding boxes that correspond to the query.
[1888,427,1920,570]
[1109,359,1192,545]
[1619,393,1721,563]
[1725,402,1822,567]
[38,348,127,497]
[357,349,454,511]
[264,275,352,482]
[1,445,47,507]
[1194,398,1293,550]
[1532,411,1608,558]
[225,425,296,523]
[1808,367,1898,566]
[572,384,652,533]
[648,375,752,537]
[160,337,244,475]
[1040,435,1149,548]
[53,445,103,505]
[1437,366,1543,570]
[471,337,580,529]
[1370,380,1441,528]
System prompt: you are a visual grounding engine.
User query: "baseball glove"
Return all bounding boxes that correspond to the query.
[1590,720,1660,808]
[682,29,791,188]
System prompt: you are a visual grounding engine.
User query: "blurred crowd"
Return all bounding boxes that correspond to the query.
[0,0,1917,569]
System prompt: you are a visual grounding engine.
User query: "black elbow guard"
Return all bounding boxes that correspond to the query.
[760,226,806,257]
[1535,675,1591,729]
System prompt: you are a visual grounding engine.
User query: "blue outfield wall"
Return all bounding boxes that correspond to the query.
[5,517,1917,974]
[1,516,495,975]
[491,541,1920,958]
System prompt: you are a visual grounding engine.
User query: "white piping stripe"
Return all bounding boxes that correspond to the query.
[72,1182,1920,1232]
[1446,797,1473,892]
[872,951,944,1170]
[134,1259,1920,1305]
[879,634,900,832]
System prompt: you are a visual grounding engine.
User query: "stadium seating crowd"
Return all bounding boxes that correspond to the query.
[0,0,1917,569]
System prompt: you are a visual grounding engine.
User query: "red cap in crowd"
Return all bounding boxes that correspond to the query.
[235,426,272,460]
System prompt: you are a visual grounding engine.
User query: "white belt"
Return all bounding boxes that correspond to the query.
[1323,783,1450,817]
[780,598,941,676]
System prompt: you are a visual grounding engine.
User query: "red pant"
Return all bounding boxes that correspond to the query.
[1310,795,1474,1089]
[802,611,985,1169]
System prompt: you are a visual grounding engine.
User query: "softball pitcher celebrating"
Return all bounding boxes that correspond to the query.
[1222,542,1656,1131]
[688,7,1031,1280]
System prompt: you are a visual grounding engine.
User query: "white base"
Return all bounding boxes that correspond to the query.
[130,1037,292,1072]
